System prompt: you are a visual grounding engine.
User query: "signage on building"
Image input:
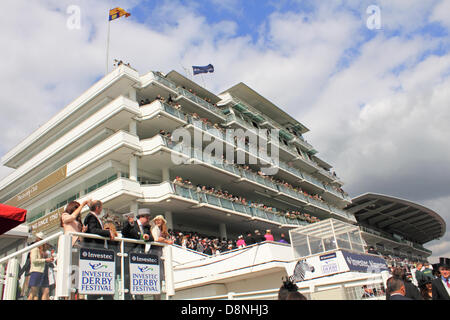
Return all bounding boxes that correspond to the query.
[129,252,160,295]
[78,247,116,295]
[292,251,349,281]
[30,207,64,234]
[30,207,65,234]
[341,250,389,273]
[5,165,67,208]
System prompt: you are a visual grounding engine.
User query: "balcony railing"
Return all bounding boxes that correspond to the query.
[171,183,309,227]
[150,72,225,120]
[154,103,348,200]
[160,136,351,219]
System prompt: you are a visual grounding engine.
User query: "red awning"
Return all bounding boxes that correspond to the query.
[0,203,27,235]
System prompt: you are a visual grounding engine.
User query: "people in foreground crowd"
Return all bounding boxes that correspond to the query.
[432,257,450,300]
[386,267,422,300]
[27,232,54,300]
[278,277,307,300]
[386,277,412,300]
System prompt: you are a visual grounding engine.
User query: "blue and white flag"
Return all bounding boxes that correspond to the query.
[192,64,214,75]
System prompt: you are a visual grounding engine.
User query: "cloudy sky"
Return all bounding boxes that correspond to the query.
[1,0,449,262]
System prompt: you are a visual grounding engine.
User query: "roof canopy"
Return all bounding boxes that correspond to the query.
[346,193,446,245]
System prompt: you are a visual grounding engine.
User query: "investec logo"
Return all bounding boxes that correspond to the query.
[170,122,280,175]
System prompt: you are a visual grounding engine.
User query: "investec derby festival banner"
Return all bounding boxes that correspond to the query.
[78,248,116,295]
[292,251,349,281]
[341,250,389,273]
[129,252,160,295]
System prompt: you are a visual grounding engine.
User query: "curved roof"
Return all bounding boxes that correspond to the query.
[345,193,446,245]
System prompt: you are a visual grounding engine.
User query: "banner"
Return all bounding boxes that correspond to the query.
[78,248,116,295]
[341,250,389,273]
[290,250,389,282]
[129,252,160,295]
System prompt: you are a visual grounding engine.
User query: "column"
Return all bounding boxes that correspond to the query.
[162,167,170,182]
[130,202,138,217]
[219,223,227,240]
[129,119,137,135]
[164,211,173,230]
[128,87,137,102]
[129,155,138,181]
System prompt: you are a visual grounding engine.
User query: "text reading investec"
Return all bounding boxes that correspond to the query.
[129,253,160,295]
[79,248,115,294]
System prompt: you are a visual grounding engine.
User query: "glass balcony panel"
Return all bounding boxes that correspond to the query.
[220,198,234,211]
[205,194,221,206]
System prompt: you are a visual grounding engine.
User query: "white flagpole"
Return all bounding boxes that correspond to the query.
[106,19,111,75]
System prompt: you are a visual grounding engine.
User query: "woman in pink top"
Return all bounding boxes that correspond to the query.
[61,200,89,247]
[236,235,246,248]
[264,230,274,242]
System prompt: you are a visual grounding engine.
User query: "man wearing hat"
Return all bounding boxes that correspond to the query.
[121,208,152,300]
[432,257,450,300]
[122,208,152,245]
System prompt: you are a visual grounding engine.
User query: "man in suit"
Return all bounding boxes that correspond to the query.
[432,257,450,300]
[82,200,116,300]
[83,200,115,247]
[121,208,152,300]
[386,267,422,300]
[387,277,413,300]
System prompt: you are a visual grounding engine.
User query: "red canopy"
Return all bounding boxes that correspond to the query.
[0,203,27,235]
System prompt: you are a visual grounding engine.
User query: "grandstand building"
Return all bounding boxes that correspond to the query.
[345,193,446,263]
[0,64,445,299]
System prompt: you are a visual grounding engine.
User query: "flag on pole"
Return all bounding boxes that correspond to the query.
[192,64,214,75]
[109,7,131,21]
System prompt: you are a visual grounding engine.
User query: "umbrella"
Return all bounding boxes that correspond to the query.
[0,203,27,235]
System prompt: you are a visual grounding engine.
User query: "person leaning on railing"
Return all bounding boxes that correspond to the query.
[61,200,89,247]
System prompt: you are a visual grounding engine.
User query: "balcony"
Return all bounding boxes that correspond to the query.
[147,72,225,122]
[171,183,310,228]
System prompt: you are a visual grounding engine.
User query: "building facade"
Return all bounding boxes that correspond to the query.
[0,65,354,243]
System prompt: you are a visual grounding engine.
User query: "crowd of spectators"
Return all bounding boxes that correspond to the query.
[172,176,321,224]
[167,228,290,256]
[137,90,349,202]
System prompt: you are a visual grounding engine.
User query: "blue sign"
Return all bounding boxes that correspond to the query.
[341,250,389,273]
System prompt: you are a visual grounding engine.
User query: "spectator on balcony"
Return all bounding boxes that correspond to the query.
[83,200,115,248]
[279,233,290,244]
[264,230,274,242]
[236,235,246,248]
[61,200,89,247]
[150,215,174,245]
[254,230,265,243]
[244,231,255,246]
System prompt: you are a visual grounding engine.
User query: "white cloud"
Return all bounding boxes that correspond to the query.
[0,1,448,261]
[430,0,450,29]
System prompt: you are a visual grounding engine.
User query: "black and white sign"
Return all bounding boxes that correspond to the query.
[78,248,115,295]
[129,252,160,295]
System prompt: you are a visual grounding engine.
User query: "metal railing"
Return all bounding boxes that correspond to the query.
[0,231,173,300]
